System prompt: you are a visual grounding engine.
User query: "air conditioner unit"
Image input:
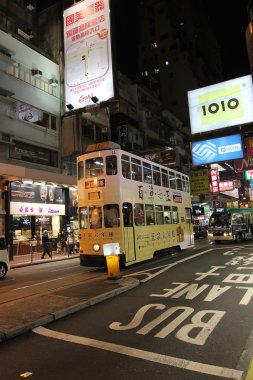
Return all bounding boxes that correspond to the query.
[49,79,58,86]
[32,69,42,77]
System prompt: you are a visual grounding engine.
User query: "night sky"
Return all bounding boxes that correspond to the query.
[37,0,251,80]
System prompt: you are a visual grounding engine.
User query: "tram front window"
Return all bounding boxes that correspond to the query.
[85,157,104,178]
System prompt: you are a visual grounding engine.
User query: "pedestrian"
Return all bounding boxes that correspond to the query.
[41,230,52,259]
[57,229,67,254]
[67,231,75,256]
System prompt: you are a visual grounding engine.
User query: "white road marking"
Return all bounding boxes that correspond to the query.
[126,249,214,283]
[12,277,65,290]
[33,326,243,379]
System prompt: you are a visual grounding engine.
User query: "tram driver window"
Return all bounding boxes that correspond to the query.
[104,204,120,228]
[106,155,117,175]
[134,203,145,226]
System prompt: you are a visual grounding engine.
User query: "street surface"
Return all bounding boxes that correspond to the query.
[1,240,253,379]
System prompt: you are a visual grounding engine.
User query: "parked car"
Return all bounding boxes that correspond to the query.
[193,225,207,239]
[0,236,10,279]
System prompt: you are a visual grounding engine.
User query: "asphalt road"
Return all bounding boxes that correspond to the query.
[1,240,253,379]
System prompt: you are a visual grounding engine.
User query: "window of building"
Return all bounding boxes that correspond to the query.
[9,101,57,131]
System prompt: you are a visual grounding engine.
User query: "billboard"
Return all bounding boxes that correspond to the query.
[188,75,253,134]
[63,0,114,111]
[191,134,244,166]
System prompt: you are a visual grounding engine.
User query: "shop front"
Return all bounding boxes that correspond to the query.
[8,181,66,256]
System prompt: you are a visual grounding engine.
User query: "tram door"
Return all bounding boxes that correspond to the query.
[122,203,136,262]
[185,207,194,246]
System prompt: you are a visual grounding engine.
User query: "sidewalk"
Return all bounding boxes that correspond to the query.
[0,261,139,343]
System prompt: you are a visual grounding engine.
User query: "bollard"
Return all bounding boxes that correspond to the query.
[106,255,120,279]
[103,242,121,280]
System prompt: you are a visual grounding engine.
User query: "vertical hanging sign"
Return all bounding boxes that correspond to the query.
[210,168,219,193]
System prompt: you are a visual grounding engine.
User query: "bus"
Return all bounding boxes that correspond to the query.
[208,208,253,243]
[77,141,194,267]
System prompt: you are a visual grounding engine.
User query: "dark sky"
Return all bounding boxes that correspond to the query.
[205,0,250,80]
[37,0,251,80]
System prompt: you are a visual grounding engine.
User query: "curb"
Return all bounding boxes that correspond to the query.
[0,277,140,343]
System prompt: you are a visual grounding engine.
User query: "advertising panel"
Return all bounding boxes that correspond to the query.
[210,168,219,193]
[189,175,210,195]
[63,0,114,111]
[10,182,65,216]
[234,156,253,172]
[191,134,244,166]
[188,75,253,134]
[246,136,253,157]
[245,170,253,180]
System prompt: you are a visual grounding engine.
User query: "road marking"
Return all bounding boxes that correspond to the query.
[33,326,243,379]
[126,249,214,283]
[12,277,65,290]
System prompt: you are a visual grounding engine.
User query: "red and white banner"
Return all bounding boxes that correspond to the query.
[210,168,219,193]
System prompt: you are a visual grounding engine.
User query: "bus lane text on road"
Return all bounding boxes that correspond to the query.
[110,250,253,346]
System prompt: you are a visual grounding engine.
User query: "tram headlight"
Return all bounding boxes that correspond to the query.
[93,243,100,252]
[208,232,213,237]
[224,232,228,237]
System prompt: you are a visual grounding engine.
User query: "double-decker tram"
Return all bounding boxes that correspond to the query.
[77,141,194,267]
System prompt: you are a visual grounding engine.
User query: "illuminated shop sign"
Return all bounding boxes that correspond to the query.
[63,0,114,111]
[191,134,243,166]
[10,202,65,216]
[219,181,234,191]
[245,170,253,180]
[188,75,253,134]
[210,168,219,194]
[246,137,253,157]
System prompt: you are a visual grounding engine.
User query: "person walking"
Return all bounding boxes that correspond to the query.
[41,230,52,259]
[67,231,75,256]
[57,229,67,254]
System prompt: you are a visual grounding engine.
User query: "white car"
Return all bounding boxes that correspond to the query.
[0,236,10,279]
